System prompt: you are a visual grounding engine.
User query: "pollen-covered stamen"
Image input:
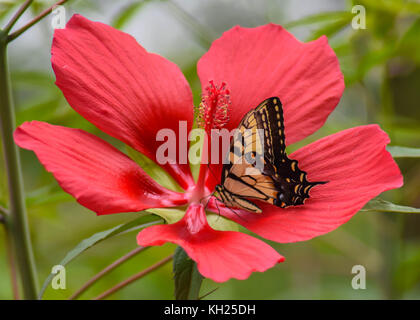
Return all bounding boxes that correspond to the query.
[197,80,230,132]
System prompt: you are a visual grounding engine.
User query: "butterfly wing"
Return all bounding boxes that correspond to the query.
[253,98,326,206]
[217,99,279,213]
[218,154,278,213]
[217,97,326,213]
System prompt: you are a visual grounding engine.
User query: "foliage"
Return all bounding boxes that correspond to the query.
[0,0,419,300]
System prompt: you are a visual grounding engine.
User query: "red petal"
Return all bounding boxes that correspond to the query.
[137,203,284,282]
[209,125,403,243]
[198,24,344,145]
[14,121,187,215]
[52,14,194,189]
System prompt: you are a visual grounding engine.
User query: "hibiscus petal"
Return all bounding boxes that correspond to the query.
[197,24,344,145]
[209,125,403,243]
[52,14,194,189]
[14,121,187,215]
[137,203,284,282]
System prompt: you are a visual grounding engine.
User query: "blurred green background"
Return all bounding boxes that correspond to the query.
[1,0,420,299]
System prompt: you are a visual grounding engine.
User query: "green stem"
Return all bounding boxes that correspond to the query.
[0,31,38,299]
[69,246,148,300]
[93,254,174,300]
[2,0,34,34]
[3,225,20,299]
[0,205,8,217]
[7,0,70,43]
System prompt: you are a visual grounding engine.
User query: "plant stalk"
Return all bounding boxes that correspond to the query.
[94,254,174,300]
[7,0,70,42]
[3,0,34,34]
[69,246,147,300]
[0,32,38,299]
[3,225,20,299]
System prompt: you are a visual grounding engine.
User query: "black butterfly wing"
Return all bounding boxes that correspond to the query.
[217,97,326,213]
[253,97,326,206]
[253,97,286,164]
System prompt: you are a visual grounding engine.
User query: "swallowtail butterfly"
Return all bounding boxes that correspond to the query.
[215,97,326,213]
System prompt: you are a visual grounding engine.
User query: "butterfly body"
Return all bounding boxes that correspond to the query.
[215,97,326,213]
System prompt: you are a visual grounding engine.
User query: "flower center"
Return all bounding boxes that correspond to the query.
[197,80,230,133]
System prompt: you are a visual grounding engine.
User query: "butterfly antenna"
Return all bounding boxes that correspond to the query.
[199,193,213,204]
[203,192,215,211]
[203,163,221,215]
[206,163,220,187]
[213,194,221,222]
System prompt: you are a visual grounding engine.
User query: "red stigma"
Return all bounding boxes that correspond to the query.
[198,80,230,132]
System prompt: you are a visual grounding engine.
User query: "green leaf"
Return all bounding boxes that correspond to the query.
[27,190,72,207]
[349,45,396,84]
[284,11,352,29]
[387,146,420,158]
[112,1,149,29]
[207,213,240,232]
[38,213,162,299]
[309,14,353,41]
[165,0,214,48]
[11,70,54,87]
[361,198,420,213]
[353,0,420,15]
[148,207,185,224]
[173,246,203,300]
[126,146,184,192]
[0,0,18,22]
[397,17,420,63]
[149,207,240,231]
[25,184,72,208]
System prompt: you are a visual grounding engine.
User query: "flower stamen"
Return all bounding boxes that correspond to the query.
[197,80,230,132]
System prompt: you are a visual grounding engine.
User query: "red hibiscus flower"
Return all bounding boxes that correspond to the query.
[14,14,403,283]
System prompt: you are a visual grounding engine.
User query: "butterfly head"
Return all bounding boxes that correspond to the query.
[214,184,224,198]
